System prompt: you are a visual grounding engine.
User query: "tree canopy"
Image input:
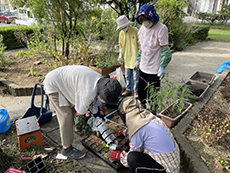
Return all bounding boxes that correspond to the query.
[92,0,151,21]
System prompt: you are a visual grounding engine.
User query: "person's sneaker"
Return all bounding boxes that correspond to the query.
[134,91,139,98]
[121,90,132,96]
[61,145,86,159]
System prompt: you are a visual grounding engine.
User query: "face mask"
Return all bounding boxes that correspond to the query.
[122,26,129,32]
[142,21,153,28]
[98,95,106,104]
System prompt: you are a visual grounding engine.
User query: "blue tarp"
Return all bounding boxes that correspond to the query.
[215,59,230,73]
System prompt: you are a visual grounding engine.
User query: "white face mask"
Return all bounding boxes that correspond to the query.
[98,95,106,103]
[142,21,153,28]
[122,26,129,32]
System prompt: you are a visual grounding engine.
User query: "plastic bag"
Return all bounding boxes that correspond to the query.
[109,67,126,88]
[215,59,230,74]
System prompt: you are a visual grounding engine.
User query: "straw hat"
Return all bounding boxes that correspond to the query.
[116,15,132,31]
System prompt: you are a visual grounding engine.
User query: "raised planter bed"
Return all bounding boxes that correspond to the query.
[189,71,215,85]
[184,80,210,102]
[159,100,192,129]
[89,65,120,77]
[171,71,229,173]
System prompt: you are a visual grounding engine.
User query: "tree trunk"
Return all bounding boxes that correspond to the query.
[0,148,10,172]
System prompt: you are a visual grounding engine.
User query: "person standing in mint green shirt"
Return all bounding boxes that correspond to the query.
[116,15,139,98]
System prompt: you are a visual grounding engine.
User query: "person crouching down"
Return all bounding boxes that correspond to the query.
[43,65,122,159]
[110,96,180,172]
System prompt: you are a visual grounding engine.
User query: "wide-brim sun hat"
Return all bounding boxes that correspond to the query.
[136,4,159,24]
[116,15,133,31]
[97,78,122,105]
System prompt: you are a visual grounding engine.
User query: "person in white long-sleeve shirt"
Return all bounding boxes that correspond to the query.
[43,65,122,159]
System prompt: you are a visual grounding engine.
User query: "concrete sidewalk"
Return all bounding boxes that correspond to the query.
[1,40,230,172]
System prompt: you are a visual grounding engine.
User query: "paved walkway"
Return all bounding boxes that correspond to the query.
[1,40,230,172]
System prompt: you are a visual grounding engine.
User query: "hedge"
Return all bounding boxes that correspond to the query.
[0,25,35,50]
[192,26,210,41]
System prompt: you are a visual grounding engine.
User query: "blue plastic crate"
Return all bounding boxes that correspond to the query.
[104,109,127,129]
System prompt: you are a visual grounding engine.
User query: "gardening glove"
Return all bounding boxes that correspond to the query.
[115,130,124,137]
[109,150,122,161]
[157,66,165,80]
[117,47,123,64]
[134,60,140,70]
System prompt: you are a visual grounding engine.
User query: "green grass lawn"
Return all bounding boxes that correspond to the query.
[196,23,230,42]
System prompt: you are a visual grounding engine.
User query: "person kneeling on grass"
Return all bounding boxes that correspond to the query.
[110,96,180,173]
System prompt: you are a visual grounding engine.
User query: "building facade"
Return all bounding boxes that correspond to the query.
[188,0,230,15]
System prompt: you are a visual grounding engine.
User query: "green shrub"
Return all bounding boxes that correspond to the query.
[101,8,118,21]
[192,26,210,41]
[218,4,230,24]
[170,22,197,51]
[155,0,193,50]
[195,12,208,23]
[0,34,7,70]
[0,25,35,50]
[206,13,219,25]
[146,74,192,113]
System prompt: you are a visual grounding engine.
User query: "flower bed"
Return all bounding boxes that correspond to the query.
[172,71,230,173]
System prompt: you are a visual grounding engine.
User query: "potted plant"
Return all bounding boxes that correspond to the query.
[89,59,120,77]
[146,76,193,128]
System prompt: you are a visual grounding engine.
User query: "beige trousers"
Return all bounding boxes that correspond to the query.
[48,93,75,147]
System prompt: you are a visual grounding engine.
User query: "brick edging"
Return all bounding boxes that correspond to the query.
[0,78,41,96]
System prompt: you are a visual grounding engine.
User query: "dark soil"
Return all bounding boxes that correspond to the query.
[161,102,192,119]
[0,51,118,87]
[191,88,204,97]
[185,72,230,173]
[192,77,211,84]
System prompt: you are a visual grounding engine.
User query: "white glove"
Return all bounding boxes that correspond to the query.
[117,47,123,64]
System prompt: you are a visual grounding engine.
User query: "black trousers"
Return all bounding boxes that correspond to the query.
[138,70,160,108]
[127,151,166,173]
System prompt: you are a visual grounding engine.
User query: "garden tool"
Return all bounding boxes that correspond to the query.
[20,153,48,161]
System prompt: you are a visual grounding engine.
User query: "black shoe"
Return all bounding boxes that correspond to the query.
[61,145,86,159]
